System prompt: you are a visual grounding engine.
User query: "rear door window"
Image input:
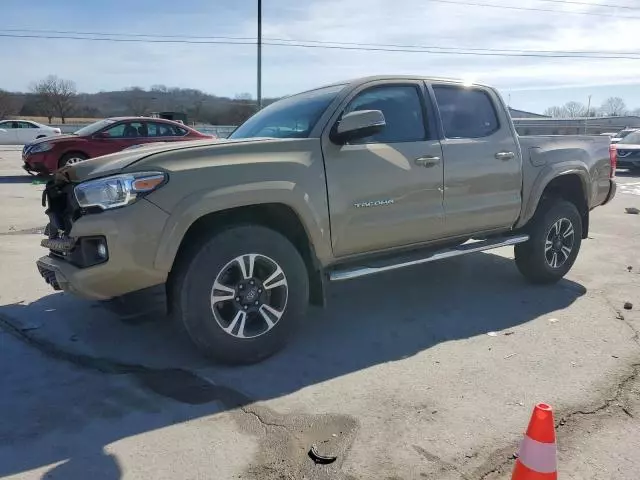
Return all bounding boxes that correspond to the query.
[433,85,500,138]
[146,122,186,137]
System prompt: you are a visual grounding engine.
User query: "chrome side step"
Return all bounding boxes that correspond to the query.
[328,234,529,282]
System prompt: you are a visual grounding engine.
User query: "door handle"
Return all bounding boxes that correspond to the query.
[414,156,441,168]
[495,151,515,161]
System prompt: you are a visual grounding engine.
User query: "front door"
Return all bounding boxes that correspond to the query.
[322,81,445,257]
[430,83,522,237]
[92,121,145,157]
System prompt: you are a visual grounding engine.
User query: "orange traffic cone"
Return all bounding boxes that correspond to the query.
[511,403,557,480]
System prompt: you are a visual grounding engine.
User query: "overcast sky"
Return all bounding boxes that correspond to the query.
[1,0,639,113]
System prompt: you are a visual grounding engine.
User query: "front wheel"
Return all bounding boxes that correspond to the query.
[515,199,582,284]
[58,152,88,169]
[171,225,309,365]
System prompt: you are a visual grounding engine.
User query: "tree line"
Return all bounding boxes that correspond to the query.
[3,75,640,124]
[543,97,640,119]
[0,75,276,124]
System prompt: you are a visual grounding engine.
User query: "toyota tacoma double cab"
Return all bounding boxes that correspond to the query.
[37,76,617,364]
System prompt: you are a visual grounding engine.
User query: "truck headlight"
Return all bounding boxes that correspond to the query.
[74,172,166,210]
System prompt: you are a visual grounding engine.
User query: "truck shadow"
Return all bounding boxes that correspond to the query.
[0,251,586,478]
[0,174,42,184]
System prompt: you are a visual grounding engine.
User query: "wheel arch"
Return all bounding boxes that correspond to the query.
[162,199,328,307]
[520,169,590,239]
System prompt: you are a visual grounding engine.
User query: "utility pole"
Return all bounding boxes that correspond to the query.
[584,94,592,134]
[257,0,262,110]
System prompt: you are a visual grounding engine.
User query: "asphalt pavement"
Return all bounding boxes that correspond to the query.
[0,146,638,479]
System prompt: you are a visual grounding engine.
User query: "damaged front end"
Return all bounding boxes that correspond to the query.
[38,172,109,290]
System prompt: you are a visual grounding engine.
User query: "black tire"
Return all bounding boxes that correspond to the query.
[515,199,582,284]
[171,225,309,365]
[58,152,88,169]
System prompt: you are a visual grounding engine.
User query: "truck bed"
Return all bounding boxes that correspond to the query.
[518,135,613,218]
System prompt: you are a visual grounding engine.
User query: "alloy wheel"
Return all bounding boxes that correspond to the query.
[65,156,84,166]
[210,253,288,339]
[544,218,575,268]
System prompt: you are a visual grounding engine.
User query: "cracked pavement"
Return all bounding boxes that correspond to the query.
[0,147,639,479]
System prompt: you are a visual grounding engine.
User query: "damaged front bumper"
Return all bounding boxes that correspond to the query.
[37,177,170,300]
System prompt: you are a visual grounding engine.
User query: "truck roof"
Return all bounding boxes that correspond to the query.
[346,74,486,85]
[300,75,491,97]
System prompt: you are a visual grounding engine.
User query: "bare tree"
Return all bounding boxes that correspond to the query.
[0,89,20,120]
[53,78,77,123]
[543,106,566,118]
[600,97,627,117]
[563,101,586,118]
[31,76,57,123]
[189,90,207,122]
[31,75,77,123]
[124,87,152,116]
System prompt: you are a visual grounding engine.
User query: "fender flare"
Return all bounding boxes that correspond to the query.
[516,163,590,229]
[154,180,331,272]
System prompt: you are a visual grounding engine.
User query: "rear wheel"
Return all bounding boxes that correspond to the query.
[515,199,582,284]
[171,225,309,365]
[58,152,88,169]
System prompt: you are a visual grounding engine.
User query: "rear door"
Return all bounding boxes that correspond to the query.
[15,121,38,144]
[322,80,445,257]
[430,83,522,237]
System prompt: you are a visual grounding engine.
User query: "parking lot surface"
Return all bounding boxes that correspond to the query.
[1,145,639,479]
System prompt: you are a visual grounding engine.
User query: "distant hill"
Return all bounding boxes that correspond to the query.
[6,86,278,125]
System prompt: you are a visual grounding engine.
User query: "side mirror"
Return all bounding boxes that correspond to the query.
[333,110,386,144]
[94,131,110,139]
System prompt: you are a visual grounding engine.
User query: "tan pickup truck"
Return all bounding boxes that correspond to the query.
[37,76,617,364]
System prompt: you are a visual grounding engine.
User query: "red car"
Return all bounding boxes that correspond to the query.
[22,117,213,175]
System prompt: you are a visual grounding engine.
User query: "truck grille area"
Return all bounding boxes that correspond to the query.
[616,149,640,158]
[41,179,108,267]
[42,180,79,237]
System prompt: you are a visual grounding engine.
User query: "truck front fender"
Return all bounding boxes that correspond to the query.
[153,180,332,273]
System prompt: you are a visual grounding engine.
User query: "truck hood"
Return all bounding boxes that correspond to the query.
[57,137,274,183]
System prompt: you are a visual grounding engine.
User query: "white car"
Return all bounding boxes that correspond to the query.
[0,120,61,145]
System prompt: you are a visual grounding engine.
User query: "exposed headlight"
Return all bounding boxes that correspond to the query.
[74,172,167,210]
[29,142,53,154]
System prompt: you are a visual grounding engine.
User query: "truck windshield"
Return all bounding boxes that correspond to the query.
[230,85,344,139]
